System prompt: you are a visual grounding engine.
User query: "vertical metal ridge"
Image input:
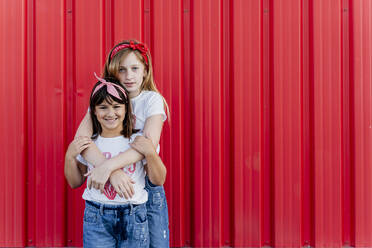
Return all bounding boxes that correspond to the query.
[61,0,68,245]
[272,0,303,246]
[313,0,343,246]
[26,0,36,246]
[341,0,354,246]
[22,0,28,245]
[354,0,372,246]
[0,0,26,245]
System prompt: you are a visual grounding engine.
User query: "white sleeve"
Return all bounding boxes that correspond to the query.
[145,92,167,121]
[76,154,88,166]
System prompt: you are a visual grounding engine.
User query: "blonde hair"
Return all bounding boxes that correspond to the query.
[103,40,170,119]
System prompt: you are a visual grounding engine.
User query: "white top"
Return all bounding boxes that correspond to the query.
[77,134,147,205]
[131,90,167,131]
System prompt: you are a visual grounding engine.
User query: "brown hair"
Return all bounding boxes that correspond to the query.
[102,39,170,118]
[89,77,138,139]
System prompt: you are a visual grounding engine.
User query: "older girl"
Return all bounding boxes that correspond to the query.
[76,40,170,247]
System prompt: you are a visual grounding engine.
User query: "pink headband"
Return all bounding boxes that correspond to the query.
[92,72,127,100]
[110,41,149,65]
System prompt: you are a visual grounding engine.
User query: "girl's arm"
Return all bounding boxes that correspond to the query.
[64,137,91,188]
[130,135,167,185]
[87,115,164,190]
[75,112,107,165]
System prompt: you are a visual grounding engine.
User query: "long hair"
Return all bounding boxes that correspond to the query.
[89,77,137,139]
[102,39,170,118]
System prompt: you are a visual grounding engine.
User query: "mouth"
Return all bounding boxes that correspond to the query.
[124,82,136,87]
[104,117,118,124]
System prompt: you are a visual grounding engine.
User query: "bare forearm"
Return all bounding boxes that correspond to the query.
[107,148,144,172]
[75,112,92,138]
[145,153,167,186]
[64,156,85,188]
[81,144,107,166]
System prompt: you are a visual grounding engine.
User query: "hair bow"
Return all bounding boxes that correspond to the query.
[92,72,127,100]
[110,41,149,65]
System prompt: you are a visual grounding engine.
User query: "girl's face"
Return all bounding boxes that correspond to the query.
[94,99,126,137]
[117,52,146,98]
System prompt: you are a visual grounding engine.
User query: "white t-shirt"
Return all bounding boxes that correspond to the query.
[77,134,147,205]
[131,90,167,131]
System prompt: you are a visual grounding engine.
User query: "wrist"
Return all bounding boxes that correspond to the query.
[145,152,158,160]
[106,160,116,172]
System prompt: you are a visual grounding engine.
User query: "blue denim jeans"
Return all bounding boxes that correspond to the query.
[83,200,149,248]
[145,176,170,248]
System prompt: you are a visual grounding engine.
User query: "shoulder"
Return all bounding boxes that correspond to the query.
[139,90,164,101]
[135,91,165,108]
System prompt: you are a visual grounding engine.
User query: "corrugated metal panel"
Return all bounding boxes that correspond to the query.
[0,0,26,247]
[353,0,372,246]
[1,0,371,247]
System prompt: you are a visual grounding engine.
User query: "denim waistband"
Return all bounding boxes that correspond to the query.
[86,200,142,215]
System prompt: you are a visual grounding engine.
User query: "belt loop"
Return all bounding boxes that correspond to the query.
[99,204,104,216]
[129,203,134,215]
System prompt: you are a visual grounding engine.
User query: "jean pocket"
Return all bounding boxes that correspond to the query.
[83,208,97,224]
[134,209,147,224]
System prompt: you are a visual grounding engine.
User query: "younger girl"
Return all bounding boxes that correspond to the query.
[65,75,166,247]
[75,40,170,247]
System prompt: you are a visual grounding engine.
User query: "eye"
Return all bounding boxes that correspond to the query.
[132,67,138,71]
[98,106,107,109]
[119,68,127,73]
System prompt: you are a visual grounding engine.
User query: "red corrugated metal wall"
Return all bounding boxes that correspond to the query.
[0,0,371,247]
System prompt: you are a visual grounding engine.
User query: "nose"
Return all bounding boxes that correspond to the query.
[106,107,115,116]
[126,69,134,79]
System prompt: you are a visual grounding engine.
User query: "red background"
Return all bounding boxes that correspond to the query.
[0,0,371,247]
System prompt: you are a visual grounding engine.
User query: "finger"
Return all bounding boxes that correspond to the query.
[122,183,132,198]
[113,185,123,197]
[79,144,90,153]
[120,183,130,199]
[99,183,105,193]
[92,181,98,190]
[129,141,137,148]
[118,184,126,198]
[122,189,129,199]
[126,182,134,197]
[87,178,92,189]
[77,140,91,148]
[129,183,135,196]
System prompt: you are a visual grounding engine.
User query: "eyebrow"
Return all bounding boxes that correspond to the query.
[119,64,141,68]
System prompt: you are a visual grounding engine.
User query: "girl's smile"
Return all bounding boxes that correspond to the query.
[95,99,126,137]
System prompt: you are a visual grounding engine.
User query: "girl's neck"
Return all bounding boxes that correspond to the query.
[128,90,142,99]
[100,130,122,138]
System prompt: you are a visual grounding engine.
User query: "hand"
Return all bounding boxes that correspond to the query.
[66,136,92,158]
[85,162,113,192]
[109,170,135,199]
[130,136,156,157]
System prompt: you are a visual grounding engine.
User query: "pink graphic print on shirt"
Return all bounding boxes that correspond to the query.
[101,152,115,199]
[103,182,116,200]
[100,151,136,199]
